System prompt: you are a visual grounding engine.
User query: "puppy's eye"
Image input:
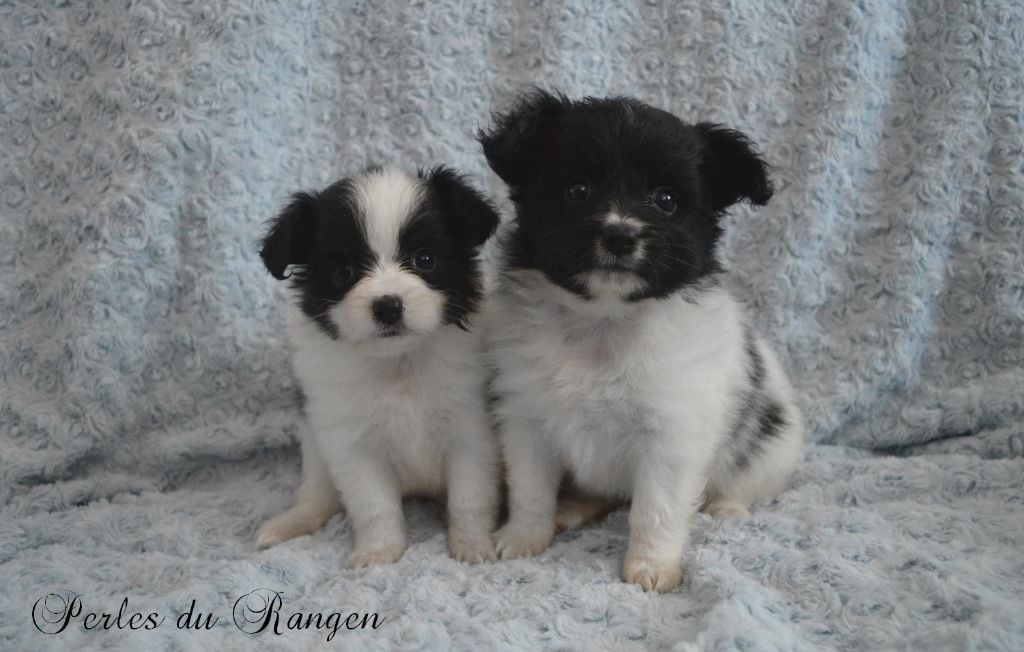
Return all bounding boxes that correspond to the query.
[652,187,677,214]
[412,249,436,272]
[565,178,591,203]
[331,265,354,285]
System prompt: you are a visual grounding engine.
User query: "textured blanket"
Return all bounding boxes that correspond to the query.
[2,1,1022,649]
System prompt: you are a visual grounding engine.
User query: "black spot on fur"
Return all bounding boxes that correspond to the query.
[734,401,788,469]
[730,402,757,470]
[757,402,786,442]
[729,336,785,470]
[732,451,750,470]
[746,329,765,390]
[483,365,500,415]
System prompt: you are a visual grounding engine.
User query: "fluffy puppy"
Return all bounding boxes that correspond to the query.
[479,91,804,592]
[255,166,501,567]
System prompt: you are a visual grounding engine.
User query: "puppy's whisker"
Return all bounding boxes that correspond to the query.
[638,259,664,286]
[301,300,341,326]
[649,250,703,273]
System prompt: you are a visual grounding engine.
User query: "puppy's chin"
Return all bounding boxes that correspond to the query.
[328,305,442,357]
[346,330,435,357]
[577,268,646,304]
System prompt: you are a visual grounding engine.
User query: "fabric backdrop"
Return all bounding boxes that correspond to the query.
[1,1,1022,649]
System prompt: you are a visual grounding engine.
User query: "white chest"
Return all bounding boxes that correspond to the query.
[489,280,746,495]
[290,317,481,495]
[495,314,661,494]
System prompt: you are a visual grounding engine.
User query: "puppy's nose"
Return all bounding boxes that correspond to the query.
[602,223,639,257]
[372,295,404,325]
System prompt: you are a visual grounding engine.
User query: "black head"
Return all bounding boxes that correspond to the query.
[478,90,772,302]
[259,166,499,349]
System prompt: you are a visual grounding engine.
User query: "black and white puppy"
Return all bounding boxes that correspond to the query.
[479,92,804,592]
[255,166,501,567]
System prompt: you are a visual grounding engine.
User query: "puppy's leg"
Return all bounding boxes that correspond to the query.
[331,451,406,568]
[701,493,750,518]
[555,489,621,532]
[623,459,705,593]
[257,427,343,549]
[446,411,499,564]
[493,421,561,559]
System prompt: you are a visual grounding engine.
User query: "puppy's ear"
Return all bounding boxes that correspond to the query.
[478,89,566,187]
[426,167,500,247]
[259,192,317,280]
[696,123,773,211]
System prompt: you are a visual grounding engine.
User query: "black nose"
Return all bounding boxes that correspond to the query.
[372,295,404,325]
[602,223,639,257]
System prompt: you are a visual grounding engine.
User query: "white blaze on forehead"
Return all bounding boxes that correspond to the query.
[352,167,424,263]
[603,211,644,231]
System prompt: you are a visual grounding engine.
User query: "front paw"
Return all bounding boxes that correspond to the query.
[493,522,554,559]
[448,528,496,565]
[346,543,405,568]
[623,554,684,592]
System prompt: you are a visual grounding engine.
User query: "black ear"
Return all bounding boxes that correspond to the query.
[478,89,567,187]
[696,123,773,211]
[259,192,317,280]
[426,167,500,248]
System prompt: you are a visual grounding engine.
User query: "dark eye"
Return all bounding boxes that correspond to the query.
[653,187,676,214]
[565,178,591,202]
[331,265,354,285]
[412,249,436,272]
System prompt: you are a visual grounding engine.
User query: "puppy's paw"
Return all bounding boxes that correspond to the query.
[346,543,405,568]
[622,555,684,593]
[703,498,750,518]
[555,495,617,533]
[448,528,496,565]
[493,522,554,560]
[256,504,332,549]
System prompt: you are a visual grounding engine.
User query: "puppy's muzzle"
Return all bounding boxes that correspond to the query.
[371,294,404,327]
[601,223,640,257]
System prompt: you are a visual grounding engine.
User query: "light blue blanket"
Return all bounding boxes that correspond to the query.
[2,1,1022,649]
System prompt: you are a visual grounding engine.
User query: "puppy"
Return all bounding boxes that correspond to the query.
[479,92,804,592]
[255,166,501,567]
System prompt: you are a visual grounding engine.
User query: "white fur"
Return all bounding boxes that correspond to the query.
[257,168,499,567]
[487,267,804,591]
[352,167,424,261]
[332,264,445,347]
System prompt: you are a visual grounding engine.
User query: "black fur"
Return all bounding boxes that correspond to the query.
[730,333,788,470]
[259,191,318,280]
[756,402,786,442]
[695,123,773,211]
[478,89,772,301]
[425,166,501,247]
[746,328,766,390]
[258,167,497,339]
